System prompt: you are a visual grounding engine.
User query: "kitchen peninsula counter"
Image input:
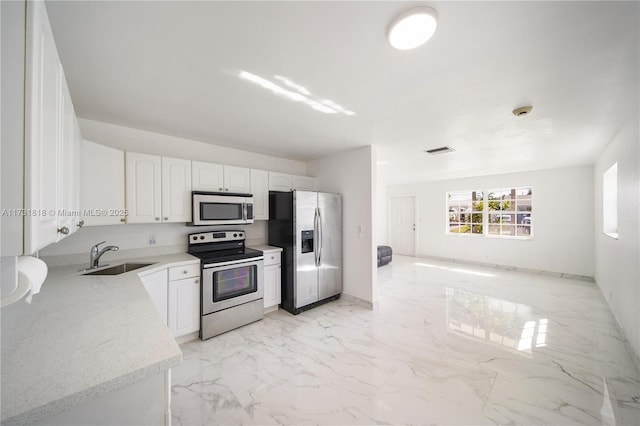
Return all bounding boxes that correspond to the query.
[0,253,198,425]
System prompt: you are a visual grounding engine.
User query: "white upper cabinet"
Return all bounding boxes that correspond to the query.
[223,165,251,193]
[161,157,192,222]
[191,161,224,192]
[57,79,81,240]
[192,161,250,193]
[250,169,269,220]
[24,0,81,253]
[269,172,315,192]
[80,140,126,226]
[268,172,292,192]
[125,152,162,223]
[126,153,192,223]
[292,175,315,191]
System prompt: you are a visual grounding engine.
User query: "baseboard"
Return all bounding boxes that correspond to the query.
[175,331,199,345]
[340,293,378,310]
[593,279,640,376]
[264,305,279,314]
[416,254,594,282]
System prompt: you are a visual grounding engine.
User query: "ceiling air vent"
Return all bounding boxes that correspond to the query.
[424,146,455,155]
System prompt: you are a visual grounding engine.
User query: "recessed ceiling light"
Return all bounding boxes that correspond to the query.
[388,7,439,50]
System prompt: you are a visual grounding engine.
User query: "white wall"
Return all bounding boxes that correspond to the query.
[387,165,595,277]
[376,184,388,245]
[594,118,640,361]
[78,118,307,175]
[40,221,267,264]
[308,146,377,304]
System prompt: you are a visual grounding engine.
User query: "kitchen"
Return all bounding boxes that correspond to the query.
[1,1,639,425]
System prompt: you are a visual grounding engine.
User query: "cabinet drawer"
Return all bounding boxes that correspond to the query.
[169,263,200,280]
[263,251,281,266]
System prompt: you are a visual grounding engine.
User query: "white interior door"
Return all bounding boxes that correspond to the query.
[389,195,416,256]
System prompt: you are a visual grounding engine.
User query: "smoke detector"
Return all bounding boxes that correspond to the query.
[512,106,533,117]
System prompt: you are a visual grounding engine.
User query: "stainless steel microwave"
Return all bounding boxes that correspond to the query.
[191,192,254,226]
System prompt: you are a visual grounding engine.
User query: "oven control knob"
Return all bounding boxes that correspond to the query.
[233,233,238,237]
[192,236,197,241]
[200,236,205,240]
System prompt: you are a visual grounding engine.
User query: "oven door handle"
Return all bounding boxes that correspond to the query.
[203,257,264,269]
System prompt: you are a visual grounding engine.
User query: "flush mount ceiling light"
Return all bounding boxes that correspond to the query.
[388,6,439,50]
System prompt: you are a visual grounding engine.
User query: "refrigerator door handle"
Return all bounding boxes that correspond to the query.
[317,208,323,266]
[314,207,320,267]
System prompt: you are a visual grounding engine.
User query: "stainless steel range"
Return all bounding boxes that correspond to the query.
[187,230,264,340]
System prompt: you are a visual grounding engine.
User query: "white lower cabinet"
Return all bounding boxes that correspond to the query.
[263,250,282,309]
[139,269,168,325]
[168,264,200,338]
[140,262,201,339]
[168,277,200,337]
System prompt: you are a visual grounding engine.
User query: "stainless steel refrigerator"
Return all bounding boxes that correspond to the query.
[268,190,342,314]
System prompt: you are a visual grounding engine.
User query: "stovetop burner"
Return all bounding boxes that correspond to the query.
[187,230,263,265]
[190,247,263,264]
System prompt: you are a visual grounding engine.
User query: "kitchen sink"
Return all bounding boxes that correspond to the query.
[82,263,154,276]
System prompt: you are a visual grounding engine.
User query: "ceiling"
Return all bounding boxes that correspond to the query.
[45,1,639,186]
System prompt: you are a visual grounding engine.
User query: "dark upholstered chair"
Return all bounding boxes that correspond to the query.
[377,245,392,267]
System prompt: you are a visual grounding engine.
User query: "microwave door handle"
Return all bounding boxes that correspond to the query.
[242,202,246,222]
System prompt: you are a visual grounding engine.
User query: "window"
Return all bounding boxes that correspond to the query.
[447,190,484,234]
[603,163,618,239]
[447,187,533,238]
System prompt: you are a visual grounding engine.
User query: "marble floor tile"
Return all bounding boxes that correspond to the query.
[171,255,640,425]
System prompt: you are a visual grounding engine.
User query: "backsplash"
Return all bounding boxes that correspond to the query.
[39,221,267,267]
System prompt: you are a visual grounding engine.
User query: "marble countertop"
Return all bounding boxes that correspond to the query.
[249,244,283,253]
[0,252,199,425]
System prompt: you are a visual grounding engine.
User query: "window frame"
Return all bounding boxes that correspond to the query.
[446,186,533,240]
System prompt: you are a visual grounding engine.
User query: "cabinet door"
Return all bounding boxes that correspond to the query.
[292,175,314,191]
[168,277,200,337]
[125,152,162,223]
[80,140,125,226]
[223,165,251,193]
[140,269,168,325]
[191,161,223,192]
[250,169,269,220]
[263,264,281,308]
[24,0,62,253]
[57,77,80,240]
[161,157,191,222]
[269,172,292,192]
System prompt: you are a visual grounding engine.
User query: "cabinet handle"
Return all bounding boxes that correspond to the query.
[77,220,84,228]
[218,187,222,191]
[57,226,69,235]
[195,279,199,284]
[155,217,160,221]
[183,270,188,274]
[120,218,126,223]
[164,217,168,221]
[225,188,229,192]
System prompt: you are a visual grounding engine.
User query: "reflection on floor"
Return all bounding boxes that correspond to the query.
[171,255,640,425]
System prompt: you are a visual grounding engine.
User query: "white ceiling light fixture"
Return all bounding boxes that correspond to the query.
[388,6,439,50]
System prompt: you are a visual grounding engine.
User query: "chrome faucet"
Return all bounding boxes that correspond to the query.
[90,241,119,269]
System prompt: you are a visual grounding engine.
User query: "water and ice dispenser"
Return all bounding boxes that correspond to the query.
[301,230,314,253]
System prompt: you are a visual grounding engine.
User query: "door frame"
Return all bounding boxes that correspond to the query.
[387,193,417,257]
